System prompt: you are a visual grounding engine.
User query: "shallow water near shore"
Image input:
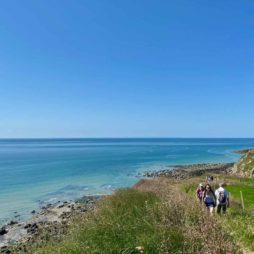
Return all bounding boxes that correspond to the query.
[1,138,254,223]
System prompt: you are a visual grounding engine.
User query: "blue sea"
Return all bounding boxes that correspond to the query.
[0,138,254,224]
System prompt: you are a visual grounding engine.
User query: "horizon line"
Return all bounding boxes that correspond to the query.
[0,137,253,140]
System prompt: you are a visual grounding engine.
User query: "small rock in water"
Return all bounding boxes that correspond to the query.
[46,204,53,209]
[0,226,8,235]
[31,210,36,214]
[24,223,31,229]
[8,220,18,226]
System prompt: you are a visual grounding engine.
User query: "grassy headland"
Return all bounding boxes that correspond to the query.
[233,149,254,177]
[5,150,254,254]
[14,178,244,254]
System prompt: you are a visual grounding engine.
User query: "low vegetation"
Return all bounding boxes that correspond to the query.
[182,174,254,253]
[221,178,254,251]
[11,153,254,254]
[21,178,241,254]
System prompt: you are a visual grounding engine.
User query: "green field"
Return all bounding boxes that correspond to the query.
[227,184,254,208]
[181,174,254,252]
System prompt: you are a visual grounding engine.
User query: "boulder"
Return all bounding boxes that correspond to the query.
[0,226,8,235]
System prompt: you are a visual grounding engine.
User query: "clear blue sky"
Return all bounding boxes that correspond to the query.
[0,0,254,138]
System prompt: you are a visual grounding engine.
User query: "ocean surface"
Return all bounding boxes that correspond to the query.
[0,138,254,224]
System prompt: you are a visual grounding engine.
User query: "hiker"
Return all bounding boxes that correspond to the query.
[206,175,214,184]
[196,183,205,203]
[203,184,216,214]
[215,183,229,214]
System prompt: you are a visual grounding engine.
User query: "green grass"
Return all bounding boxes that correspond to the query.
[181,182,196,194]
[29,189,187,254]
[24,183,239,254]
[215,180,254,251]
[179,177,254,252]
[223,175,254,183]
[226,184,254,208]
[222,210,254,251]
[218,182,254,250]
[238,177,254,184]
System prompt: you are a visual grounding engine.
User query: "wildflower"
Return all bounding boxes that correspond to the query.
[135,246,144,253]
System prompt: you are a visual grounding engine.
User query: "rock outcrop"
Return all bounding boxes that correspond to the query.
[141,163,234,180]
[0,195,103,253]
[233,149,254,177]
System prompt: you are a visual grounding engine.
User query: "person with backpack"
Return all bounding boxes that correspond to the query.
[206,175,213,184]
[215,183,229,214]
[203,184,216,214]
[196,183,205,203]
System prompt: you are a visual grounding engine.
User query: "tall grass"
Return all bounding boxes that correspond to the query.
[222,210,254,251]
[218,182,254,251]
[26,179,240,254]
[178,176,254,253]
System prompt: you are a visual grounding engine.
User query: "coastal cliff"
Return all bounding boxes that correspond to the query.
[233,149,254,177]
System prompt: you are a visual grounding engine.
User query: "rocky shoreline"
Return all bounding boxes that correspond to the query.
[0,160,243,253]
[0,195,103,254]
[141,163,234,180]
[233,148,253,154]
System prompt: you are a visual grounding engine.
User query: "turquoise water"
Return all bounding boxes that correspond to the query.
[0,138,254,223]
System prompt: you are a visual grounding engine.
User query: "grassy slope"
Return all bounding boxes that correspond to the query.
[23,178,241,254]
[226,184,254,208]
[220,177,254,252]
[12,154,254,254]
[181,174,254,253]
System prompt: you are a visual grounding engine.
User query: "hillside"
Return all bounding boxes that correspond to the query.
[11,178,241,254]
[234,149,254,177]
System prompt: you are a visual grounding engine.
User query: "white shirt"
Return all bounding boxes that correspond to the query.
[215,187,228,205]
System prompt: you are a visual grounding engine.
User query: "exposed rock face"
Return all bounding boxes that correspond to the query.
[233,149,254,177]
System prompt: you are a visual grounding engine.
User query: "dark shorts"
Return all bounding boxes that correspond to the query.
[205,202,214,208]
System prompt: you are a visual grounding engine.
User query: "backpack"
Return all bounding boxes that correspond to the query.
[204,192,215,205]
[218,191,226,204]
